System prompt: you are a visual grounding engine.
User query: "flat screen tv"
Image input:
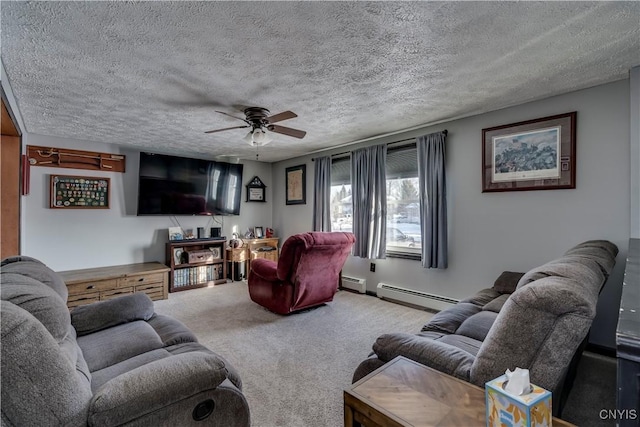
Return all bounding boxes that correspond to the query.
[137,152,243,216]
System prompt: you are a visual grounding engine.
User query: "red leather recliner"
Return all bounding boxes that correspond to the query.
[247,232,356,314]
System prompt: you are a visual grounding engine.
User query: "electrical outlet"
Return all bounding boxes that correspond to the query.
[370,263,376,272]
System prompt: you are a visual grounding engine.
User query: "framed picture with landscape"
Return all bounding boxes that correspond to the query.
[482,112,576,192]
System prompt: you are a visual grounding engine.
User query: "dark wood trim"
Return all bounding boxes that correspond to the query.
[1,97,22,258]
[1,135,21,258]
[1,99,20,137]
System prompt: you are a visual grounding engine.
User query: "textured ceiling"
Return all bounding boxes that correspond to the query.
[1,1,639,163]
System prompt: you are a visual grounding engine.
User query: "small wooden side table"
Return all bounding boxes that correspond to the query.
[245,237,279,263]
[344,356,575,427]
[226,247,249,281]
[226,238,280,281]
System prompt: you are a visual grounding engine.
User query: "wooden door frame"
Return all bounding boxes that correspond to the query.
[1,96,22,258]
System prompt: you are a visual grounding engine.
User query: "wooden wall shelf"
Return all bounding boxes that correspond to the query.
[27,145,126,172]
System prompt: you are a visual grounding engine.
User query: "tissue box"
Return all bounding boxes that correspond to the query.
[486,374,552,427]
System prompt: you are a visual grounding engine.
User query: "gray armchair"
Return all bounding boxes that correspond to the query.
[1,256,250,426]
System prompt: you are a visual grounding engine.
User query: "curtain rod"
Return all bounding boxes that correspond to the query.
[312,129,447,161]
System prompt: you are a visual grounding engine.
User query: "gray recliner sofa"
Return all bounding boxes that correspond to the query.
[1,256,250,426]
[353,240,618,417]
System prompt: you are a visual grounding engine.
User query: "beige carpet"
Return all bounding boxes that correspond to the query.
[153,282,431,427]
[154,282,617,427]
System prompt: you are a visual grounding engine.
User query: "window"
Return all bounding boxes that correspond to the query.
[386,145,421,257]
[329,144,421,259]
[330,156,352,232]
[331,144,422,259]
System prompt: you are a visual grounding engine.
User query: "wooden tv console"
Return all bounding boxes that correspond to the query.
[58,262,170,309]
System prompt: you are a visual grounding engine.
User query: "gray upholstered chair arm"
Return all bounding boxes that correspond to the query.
[71,293,155,336]
[88,352,232,426]
[373,333,475,381]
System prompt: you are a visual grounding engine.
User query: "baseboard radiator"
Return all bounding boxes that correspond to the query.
[376,282,459,311]
[341,275,366,293]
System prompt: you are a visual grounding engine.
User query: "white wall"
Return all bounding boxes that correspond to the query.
[272,80,631,349]
[21,134,273,271]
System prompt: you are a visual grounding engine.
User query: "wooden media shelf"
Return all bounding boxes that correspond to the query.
[166,238,227,292]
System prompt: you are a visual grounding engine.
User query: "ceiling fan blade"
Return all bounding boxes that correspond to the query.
[266,111,297,124]
[216,111,249,123]
[268,124,306,139]
[204,125,249,134]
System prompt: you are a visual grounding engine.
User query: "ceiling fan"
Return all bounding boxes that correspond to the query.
[205,107,306,146]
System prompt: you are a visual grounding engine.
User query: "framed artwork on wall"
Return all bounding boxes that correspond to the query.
[482,112,576,192]
[285,164,306,205]
[246,176,266,202]
[50,175,110,209]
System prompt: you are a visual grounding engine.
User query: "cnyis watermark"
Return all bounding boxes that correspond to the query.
[599,409,638,420]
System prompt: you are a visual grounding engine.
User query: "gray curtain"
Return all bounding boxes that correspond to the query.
[351,144,387,259]
[312,156,332,231]
[417,132,448,268]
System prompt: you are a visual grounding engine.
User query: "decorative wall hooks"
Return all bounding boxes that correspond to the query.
[27,145,126,173]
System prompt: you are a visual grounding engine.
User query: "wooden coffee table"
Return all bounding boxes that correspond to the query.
[344,356,575,427]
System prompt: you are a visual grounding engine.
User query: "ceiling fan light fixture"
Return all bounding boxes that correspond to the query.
[209,107,304,145]
[243,130,254,144]
[249,127,273,146]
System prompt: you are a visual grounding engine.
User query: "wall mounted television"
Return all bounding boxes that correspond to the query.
[137,152,243,216]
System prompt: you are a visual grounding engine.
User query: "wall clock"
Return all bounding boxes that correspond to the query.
[246,176,266,202]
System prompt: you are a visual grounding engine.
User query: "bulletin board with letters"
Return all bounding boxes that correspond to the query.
[50,175,110,209]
